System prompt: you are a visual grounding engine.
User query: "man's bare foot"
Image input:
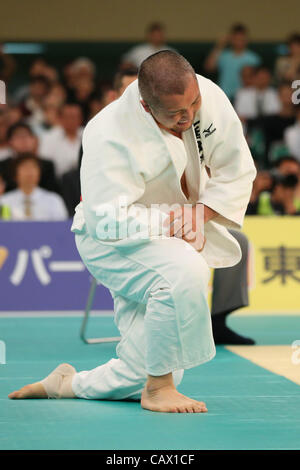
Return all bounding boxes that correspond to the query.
[8,382,48,399]
[141,373,207,413]
[8,363,76,399]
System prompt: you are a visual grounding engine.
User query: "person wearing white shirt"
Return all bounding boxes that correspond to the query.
[284,106,300,161]
[0,153,68,221]
[235,66,281,120]
[122,22,176,68]
[0,111,13,161]
[39,103,83,178]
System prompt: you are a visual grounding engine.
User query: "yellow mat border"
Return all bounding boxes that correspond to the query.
[226,345,300,386]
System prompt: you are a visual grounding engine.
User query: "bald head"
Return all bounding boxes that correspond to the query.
[138,50,196,110]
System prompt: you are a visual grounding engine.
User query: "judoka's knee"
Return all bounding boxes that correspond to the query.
[173,256,210,296]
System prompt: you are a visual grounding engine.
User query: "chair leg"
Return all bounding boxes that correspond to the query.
[80,277,121,344]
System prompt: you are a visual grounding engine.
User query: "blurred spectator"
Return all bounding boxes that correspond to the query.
[284,104,300,161]
[41,101,61,129]
[113,68,138,97]
[62,61,79,94]
[0,122,59,193]
[247,170,300,215]
[6,105,23,127]
[204,23,261,101]
[241,65,257,88]
[65,58,96,93]
[275,33,300,83]
[70,78,96,123]
[19,75,51,132]
[247,82,296,167]
[0,154,68,221]
[78,68,138,171]
[88,90,104,120]
[84,85,116,122]
[0,172,11,219]
[72,57,96,82]
[64,58,97,124]
[30,57,51,76]
[13,57,58,104]
[13,57,47,104]
[275,155,300,210]
[100,86,117,107]
[240,65,256,88]
[41,83,67,129]
[235,66,280,120]
[121,22,176,69]
[247,169,273,210]
[46,82,67,107]
[39,102,83,178]
[0,110,13,160]
[0,43,16,83]
[67,68,139,217]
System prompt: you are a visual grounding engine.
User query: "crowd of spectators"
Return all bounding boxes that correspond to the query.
[0,22,300,220]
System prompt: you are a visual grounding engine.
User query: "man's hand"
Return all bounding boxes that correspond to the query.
[163,203,219,252]
[163,204,206,251]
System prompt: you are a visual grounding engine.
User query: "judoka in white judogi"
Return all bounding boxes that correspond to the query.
[69,70,256,401]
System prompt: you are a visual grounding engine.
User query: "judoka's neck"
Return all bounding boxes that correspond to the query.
[155,120,183,140]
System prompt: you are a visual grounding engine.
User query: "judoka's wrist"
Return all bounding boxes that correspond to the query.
[196,203,218,224]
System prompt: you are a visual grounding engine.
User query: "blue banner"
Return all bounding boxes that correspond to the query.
[0,221,113,311]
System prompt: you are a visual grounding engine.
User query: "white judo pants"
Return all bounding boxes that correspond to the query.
[72,228,216,401]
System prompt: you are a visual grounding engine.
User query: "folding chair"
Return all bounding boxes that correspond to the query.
[80,277,121,344]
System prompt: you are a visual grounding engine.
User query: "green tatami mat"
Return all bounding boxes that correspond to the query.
[0,314,299,450]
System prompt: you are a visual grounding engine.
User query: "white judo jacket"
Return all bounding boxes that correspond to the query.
[71,74,257,269]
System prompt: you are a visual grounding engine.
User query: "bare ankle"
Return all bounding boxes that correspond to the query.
[145,372,176,393]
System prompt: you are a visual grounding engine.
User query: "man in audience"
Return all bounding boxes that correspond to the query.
[246,169,273,213]
[122,22,176,69]
[39,102,83,179]
[235,65,280,121]
[247,170,299,215]
[71,58,96,84]
[0,122,59,193]
[63,58,97,124]
[64,69,140,217]
[0,109,13,160]
[204,23,261,101]
[13,57,56,104]
[0,153,68,220]
[41,82,67,129]
[247,82,296,167]
[240,65,256,89]
[19,75,51,132]
[114,68,138,98]
[275,155,300,211]
[5,105,23,129]
[275,33,300,83]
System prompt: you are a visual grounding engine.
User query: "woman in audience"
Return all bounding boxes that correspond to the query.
[0,153,68,221]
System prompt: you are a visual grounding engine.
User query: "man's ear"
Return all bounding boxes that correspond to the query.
[140,99,151,113]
